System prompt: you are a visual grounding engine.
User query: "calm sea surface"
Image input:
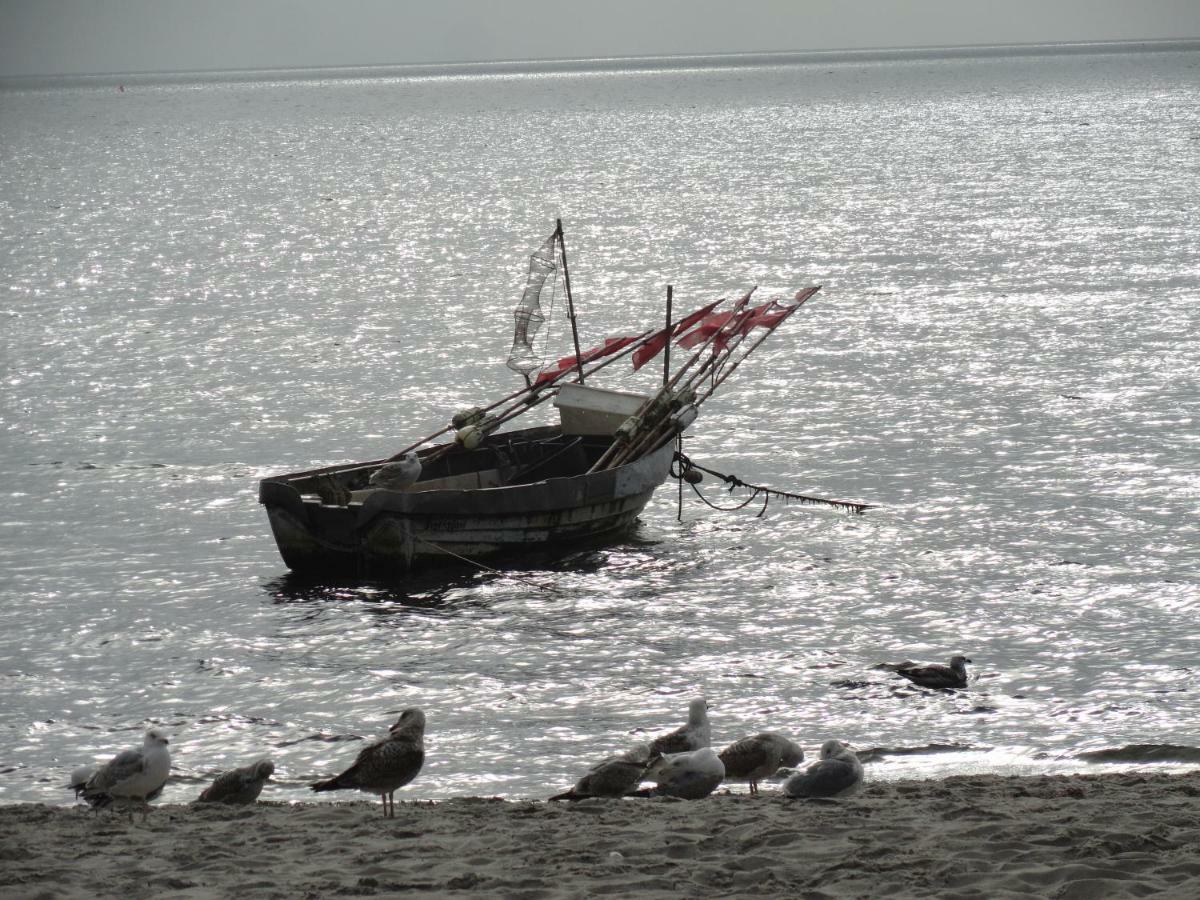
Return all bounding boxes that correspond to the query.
[2,43,1199,804]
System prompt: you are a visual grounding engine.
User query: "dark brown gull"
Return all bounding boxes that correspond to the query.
[75,729,172,809]
[548,742,661,801]
[197,758,275,804]
[782,740,864,799]
[718,732,805,795]
[894,655,972,689]
[310,708,425,818]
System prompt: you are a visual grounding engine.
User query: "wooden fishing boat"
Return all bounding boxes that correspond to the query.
[259,392,676,577]
[259,221,825,578]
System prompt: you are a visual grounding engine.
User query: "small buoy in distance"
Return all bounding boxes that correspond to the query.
[684,468,703,484]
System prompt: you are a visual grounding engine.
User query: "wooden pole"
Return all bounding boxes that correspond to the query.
[663,284,673,388]
[590,290,756,473]
[555,219,586,385]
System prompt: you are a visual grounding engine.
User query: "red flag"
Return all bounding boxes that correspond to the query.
[677,311,742,350]
[631,328,670,371]
[631,299,724,371]
[671,299,724,337]
[534,336,639,385]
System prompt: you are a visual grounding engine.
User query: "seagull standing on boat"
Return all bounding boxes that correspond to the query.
[74,729,172,809]
[894,655,972,689]
[310,709,426,818]
[718,732,805,795]
[633,747,725,800]
[369,452,422,491]
[782,740,864,799]
[548,743,661,801]
[197,758,275,804]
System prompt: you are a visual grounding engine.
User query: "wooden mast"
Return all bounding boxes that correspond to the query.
[555,219,586,384]
[663,284,673,387]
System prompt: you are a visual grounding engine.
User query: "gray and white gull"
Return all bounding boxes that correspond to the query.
[633,746,725,800]
[369,452,422,491]
[782,740,864,799]
[73,729,172,809]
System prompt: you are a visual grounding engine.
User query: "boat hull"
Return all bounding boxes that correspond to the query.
[259,433,675,578]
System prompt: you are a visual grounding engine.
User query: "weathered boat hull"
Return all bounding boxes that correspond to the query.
[259,430,675,578]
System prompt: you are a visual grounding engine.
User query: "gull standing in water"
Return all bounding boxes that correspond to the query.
[548,743,661,801]
[894,655,972,689]
[197,758,275,804]
[633,747,725,800]
[369,452,422,491]
[782,740,864,799]
[310,709,426,818]
[718,732,805,795]
[74,729,172,809]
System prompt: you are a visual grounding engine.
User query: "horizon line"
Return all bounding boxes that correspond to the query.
[2,36,1198,84]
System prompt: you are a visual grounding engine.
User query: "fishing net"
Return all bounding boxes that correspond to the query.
[506,233,559,376]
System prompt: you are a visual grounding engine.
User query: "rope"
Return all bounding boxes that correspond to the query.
[413,535,562,594]
[671,452,874,516]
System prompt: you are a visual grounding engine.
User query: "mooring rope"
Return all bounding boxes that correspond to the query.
[671,452,874,516]
[413,535,562,594]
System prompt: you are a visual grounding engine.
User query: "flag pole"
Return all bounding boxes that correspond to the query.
[555,219,586,384]
[663,284,673,387]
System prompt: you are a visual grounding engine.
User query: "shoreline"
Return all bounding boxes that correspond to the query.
[5,771,1200,899]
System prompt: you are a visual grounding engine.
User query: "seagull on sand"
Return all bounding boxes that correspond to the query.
[648,698,711,755]
[197,758,275,804]
[782,740,864,799]
[74,729,172,809]
[893,655,972,690]
[68,766,95,798]
[632,747,725,800]
[310,708,426,818]
[548,743,662,801]
[369,452,422,491]
[718,732,805,795]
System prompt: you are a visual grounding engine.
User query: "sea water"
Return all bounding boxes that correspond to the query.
[1,42,1199,804]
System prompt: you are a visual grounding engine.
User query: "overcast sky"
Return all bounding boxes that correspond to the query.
[1,0,1198,78]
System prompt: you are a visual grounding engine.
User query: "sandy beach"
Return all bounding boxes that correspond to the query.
[3,771,1199,899]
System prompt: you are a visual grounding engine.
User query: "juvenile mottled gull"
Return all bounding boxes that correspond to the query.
[718,732,805,795]
[197,758,275,804]
[369,452,422,491]
[648,698,710,755]
[633,746,725,800]
[548,743,661,801]
[75,729,172,808]
[782,740,864,799]
[310,708,425,818]
[895,655,972,689]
